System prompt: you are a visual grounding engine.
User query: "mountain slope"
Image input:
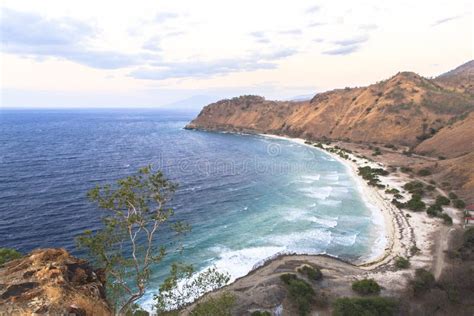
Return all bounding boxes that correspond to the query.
[187,70,474,147]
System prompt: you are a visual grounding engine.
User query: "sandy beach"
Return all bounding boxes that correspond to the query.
[258,133,443,291]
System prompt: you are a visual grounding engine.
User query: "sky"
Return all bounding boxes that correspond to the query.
[0,0,472,109]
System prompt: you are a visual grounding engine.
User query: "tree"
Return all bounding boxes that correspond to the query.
[77,166,190,315]
[154,264,230,314]
[0,248,22,265]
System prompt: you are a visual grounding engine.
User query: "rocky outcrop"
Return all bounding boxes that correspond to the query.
[0,248,111,316]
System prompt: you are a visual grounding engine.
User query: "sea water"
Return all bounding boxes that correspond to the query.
[0,109,385,308]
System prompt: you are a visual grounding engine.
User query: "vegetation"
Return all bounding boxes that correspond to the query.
[298,265,322,281]
[410,245,420,255]
[358,166,389,187]
[155,265,230,313]
[404,194,426,211]
[0,248,22,265]
[352,279,381,295]
[411,268,435,296]
[190,292,235,316]
[418,168,432,176]
[453,199,466,209]
[448,192,458,200]
[400,166,412,173]
[251,311,271,316]
[395,256,410,269]
[435,195,450,206]
[440,213,453,225]
[280,274,315,316]
[426,204,442,217]
[76,166,191,313]
[403,181,424,195]
[333,297,398,316]
[385,188,400,194]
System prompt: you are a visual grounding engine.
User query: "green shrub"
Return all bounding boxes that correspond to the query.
[352,279,381,295]
[411,268,435,296]
[410,246,420,255]
[426,204,442,217]
[190,292,235,316]
[0,248,22,265]
[251,311,271,316]
[395,256,410,269]
[400,167,412,173]
[405,194,425,211]
[426,185,436,191]
[435,195,450,206]
[403,181,424,195]
[440,213,453,225]
[418,168,431,176]
[280,274,315,316]
[453,199,466,209]
[385,188,400,194]
[448,192,458,200]
[298,265,322,281]
[332,297,398,316]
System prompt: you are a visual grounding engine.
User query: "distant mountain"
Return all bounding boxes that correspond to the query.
[434,60,474,95]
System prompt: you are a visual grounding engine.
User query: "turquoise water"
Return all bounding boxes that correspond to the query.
[0,109,384,307]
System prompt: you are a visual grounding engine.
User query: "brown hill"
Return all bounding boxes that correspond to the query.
[186,61,474,201]
[415,112,474,158]
[435,60,474,95]
[187,71,473,147]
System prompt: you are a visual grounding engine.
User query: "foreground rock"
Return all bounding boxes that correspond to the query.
[0,248,111,315]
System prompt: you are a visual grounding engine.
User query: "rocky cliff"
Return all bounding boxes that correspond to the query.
[0,248,111,316]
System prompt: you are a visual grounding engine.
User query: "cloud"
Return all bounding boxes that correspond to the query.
[0,8,140,69]
[332,35,369,46]
[154,12,179,23]
[359,24,378,31]
[322,34,369,56]
[142,36,162,51]
[130,49,298,80]
[431,15,461,26]
[306,6,321,13]
[323,44,360,56]
[249,31,270,43]
[308,22,326,27]
[278,29,302,35]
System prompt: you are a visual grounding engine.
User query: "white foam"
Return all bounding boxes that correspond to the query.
[308,216,338,228]
[317,199,342,207]
[212,246,286,280]
[332,233,358,246]
[298,186,332,200]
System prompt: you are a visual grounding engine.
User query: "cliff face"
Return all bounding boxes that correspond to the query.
[187,67,474,147]
[186,60,474,200]
[0,248,111,316]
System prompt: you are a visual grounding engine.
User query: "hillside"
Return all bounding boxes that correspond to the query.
[186,60,474,201]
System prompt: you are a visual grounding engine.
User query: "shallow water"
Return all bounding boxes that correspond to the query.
[0,109,385,306]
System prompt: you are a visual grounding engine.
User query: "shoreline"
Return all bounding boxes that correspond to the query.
[258,133,402,269]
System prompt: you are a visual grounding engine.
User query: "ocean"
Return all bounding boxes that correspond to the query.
[0,108,385,307]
